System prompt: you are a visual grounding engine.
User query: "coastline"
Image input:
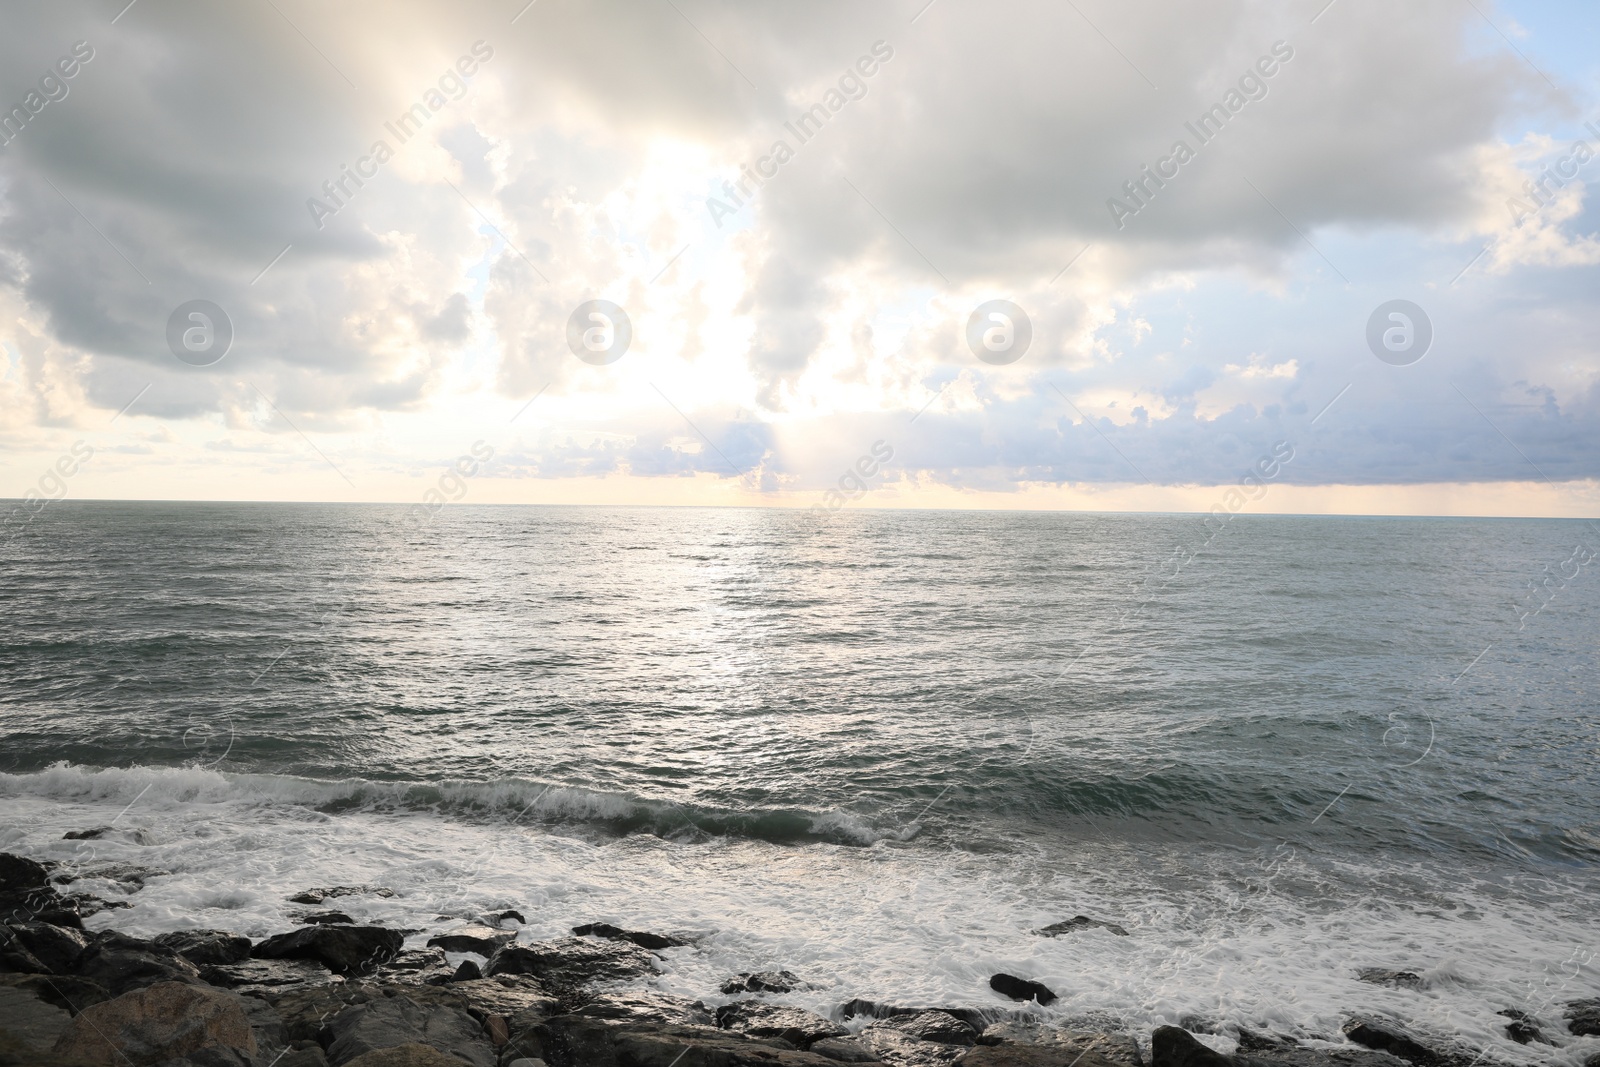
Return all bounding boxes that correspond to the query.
[3,845,1597,1067]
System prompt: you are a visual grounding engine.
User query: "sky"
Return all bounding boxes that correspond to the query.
[1,0,1598,515]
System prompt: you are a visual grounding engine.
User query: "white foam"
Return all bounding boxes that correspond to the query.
[2,764,1596,1065]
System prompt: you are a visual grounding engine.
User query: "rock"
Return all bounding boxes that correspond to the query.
[571,922,690,950]
[956,1043,1134,1067]
[811,1038,882,1063]
[452,960,483,982]
[342,1045,476,1067]
[378,949,454,986]
[253,925,405,976]
[1568,998,1600,1036]
[883,1013,976,1047]
[67,863,171,891]
[1150,1026,1229,1067]
[988,975,1056,1007]
[153,930,253,966]
[1495,1009,1547,1046]
[484,937,658,988]
[63,827,158,846]
[5,921,89,973]
[59,892,133,919]
[199,957,332,993]
[0,981,73,1056]
[717,1001,847,1048]
[532,1014,844,1067]
[427,926,517,955]
[0,854,50,891]
[1340,1017,1462,1066]
[273,1048,333,1067]
[1356,970,1425,991]
[325,989,496,1067]
[496,910,528,926]
[723,971,805,994]
[575,991,713,1026]
[50,980,257,1066]
[973,1024,1139,1067]
[301,912,357,926]
[1235,1030,1297,1053]
[0,884,85,930]
[838,1001,1000,1036]
[856,1024,966,1067]
[450,975,560,1036]
[289,886,398,905]
[1033,916,1129,938]
[0,970,114,1014]
[74,930,204,996]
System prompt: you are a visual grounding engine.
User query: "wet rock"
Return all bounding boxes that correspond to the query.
[496,910,528,926]
[153,929,253,967]
[1151,1026,1229,1067]
[532,1014,843,1067]
[1494,1009,1547,1046]
[839,1000,1000,1036]
[1033,916,1129,938]
[882,1013,977,1047]
[1356,970,1425,991]
[63,827,158,846]
[289,886,397,906]
[1568,998,1600,1037]
[973,1023,1140,1066]
[50,980,257,1066]
[571,922,691,950]
[325,988,496,1067]
[575,990,713,1026]
[812,1037,882,1063]
[988,975,1056,1007]
[59,892,133,919]
[427,925,516,955]
[956,1043,1134,1067]
[0,981,73,1057]
[300,911,357,926]
[65,863,171,892]
[74,930,204,996]
[343,1045,476,1067]
[717,1001,847,1048]
[484,936,658,988]
[856,1023,966,1067]
[5,921,89,973]
[199,957,333,993]
[253,925,405,977]
[273,1047,333,1067]
[1341,1017,1466,1066]
[0,854,50,892]
[0,970,113,1014]
[451,975,561,1036]
[723,971,805,994]
[452,960,483,982]
[0,884,85,930]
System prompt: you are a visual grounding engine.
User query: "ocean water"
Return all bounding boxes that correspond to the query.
[1,502,1597,1062]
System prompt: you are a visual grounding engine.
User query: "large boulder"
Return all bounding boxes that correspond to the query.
[716,1001,846,1048]
[4,921,88,973]
[324,990,495,1067]
[987,975,1056,1007]
[253,925,405,976]
[1151,1027,1230,1067]
[1339,1017,1475,1067]
[576,991,713,1026]
[810,1038,882,1063]
[0,854,50,892]
[484,937,658,988]
[50,980,257,1066]
[881,1013,976,1047]
[0,981,73,1059]
[1568,998,1600,1037]
[153,929,253,966]
[200,957,332,994]
[73,930,203,996]
[838,1000,1000,1035]
[855,1023,965,1067]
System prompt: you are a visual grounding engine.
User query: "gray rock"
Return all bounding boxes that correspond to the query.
[571,922,691,950]
[1355,970,1425,991]
[988,975,1056,1007]
[288,886,397,905]
[856,1023,967,1067]
[451,974,561,1038]
[1339,1017,1475,1066]
[74,930,205,995]
[325,989,497,1067]
[717,1000,846,1048]
[154,929,253,966]
[0,970,113,1015]
[253,925,405,976]
[427,925,516,955]
[838,1000,1002,1036]
[0,982,72,1055]
[63,826,159,845]
[1568,998,1600,1037]
[531,1015,844,1067]
[0,854,50,891]
[199,957,332,993]
[484,936,658,988]
[956,1043,1136,1067]
[973,1024,1140,1067]
[5,920,89,973]
[1033,916,1130,938]
[377,948,454,986]
[300,912,357,925]
[723,970,805,994]
[50,980,259,1067]
[576,990,714,1026]
[883,1013,977,1047]
[1151,1026,1229,1066]
[811,1038,883,1063]
[68,863,172,891]
[1495,1008,1547,1046]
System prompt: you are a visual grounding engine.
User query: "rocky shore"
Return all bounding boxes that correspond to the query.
[1,850,1594,1067]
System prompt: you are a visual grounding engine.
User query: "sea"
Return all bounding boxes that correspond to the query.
[1,502,1596,1063]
